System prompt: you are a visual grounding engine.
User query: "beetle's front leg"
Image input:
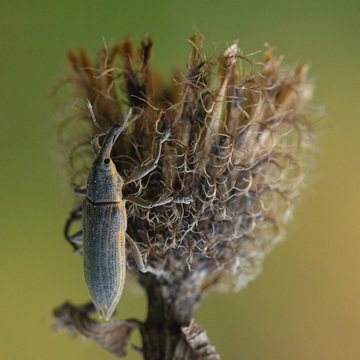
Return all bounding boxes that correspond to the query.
[124,129,171,185]
[126,234,164,276]
[87,100,133,157]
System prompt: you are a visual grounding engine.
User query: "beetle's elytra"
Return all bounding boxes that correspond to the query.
[66,106,192,321]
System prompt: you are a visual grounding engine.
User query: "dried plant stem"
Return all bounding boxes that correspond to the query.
[140,268,211,359]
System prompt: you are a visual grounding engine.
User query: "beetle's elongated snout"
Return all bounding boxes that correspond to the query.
[98,124,122,159]
[99,108,132,159]
[89,107,132,159]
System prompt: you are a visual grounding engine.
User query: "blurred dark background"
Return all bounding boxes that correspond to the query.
[1,1,359,359]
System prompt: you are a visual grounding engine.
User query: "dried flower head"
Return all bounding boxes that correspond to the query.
[54,34,316,359]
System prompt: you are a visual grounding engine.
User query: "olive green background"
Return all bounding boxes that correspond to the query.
[1,1,359,359]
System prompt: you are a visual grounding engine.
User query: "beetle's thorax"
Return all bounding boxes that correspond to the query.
[86,158,124,203]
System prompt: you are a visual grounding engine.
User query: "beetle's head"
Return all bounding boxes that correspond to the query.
[87,125,124,202]
[92,152,119,177]
[93,124,122,170]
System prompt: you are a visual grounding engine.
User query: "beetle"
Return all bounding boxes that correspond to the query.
[66,104,192,321]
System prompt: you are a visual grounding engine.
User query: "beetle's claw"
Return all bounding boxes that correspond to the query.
[173,196,194,205]
[143,265,165,276]
[72,247,83,255]
[124,107,133,123]
[161,129,171,143]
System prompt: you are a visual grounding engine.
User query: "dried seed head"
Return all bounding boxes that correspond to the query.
[58,34,316,291]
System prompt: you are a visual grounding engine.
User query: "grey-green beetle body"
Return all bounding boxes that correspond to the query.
[82,123,127,321]
[66,105,193,321]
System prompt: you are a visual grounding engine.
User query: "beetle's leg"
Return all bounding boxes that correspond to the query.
[64,206,83,252]
[126,234,164,275]
[125,234,146,272]
[90,131,107,157]
[68,230,83,254]
[124,194,193,208]
[73,187,86,196]
[69,230,83,244]
[87,100,133,157]
[124,129,171,185]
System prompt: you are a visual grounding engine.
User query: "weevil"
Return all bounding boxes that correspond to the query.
[66,105,192,321]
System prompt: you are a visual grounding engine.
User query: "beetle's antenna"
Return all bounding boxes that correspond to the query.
[86,99,108,134]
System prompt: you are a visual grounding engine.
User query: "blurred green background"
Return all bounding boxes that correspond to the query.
[1,1,359,359]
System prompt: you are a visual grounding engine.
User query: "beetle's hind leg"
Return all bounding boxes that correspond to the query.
[126,234,164,276]
[68,230,83,254]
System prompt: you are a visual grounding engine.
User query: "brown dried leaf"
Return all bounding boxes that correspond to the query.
[53,302,139,357]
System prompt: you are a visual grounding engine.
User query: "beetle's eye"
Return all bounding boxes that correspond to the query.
[104,158,111,165]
